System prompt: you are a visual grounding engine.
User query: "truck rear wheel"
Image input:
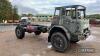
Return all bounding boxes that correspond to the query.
[34,31,41,35]
[51,32,70,52]
[15,26,25,39]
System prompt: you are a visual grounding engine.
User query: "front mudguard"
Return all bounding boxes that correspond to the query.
[48,26,71,42]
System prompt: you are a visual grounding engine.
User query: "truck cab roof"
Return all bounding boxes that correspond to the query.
[55,5,86,10]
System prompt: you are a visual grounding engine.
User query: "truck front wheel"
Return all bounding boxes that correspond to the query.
[51,32,70,52]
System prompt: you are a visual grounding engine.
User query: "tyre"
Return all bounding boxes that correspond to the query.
[42,27,48,33]
[34,31,41,35]
[38,26,47,33]
[15,26,25,39]
[51,32,70,52]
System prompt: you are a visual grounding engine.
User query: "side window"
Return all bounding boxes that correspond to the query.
[55,10,60,16]
[77,11,84,19]
[61,9,65,15]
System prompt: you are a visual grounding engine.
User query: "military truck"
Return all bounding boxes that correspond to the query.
[48,5,91,52]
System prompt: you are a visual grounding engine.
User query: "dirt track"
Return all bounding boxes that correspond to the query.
[0,27,100,56]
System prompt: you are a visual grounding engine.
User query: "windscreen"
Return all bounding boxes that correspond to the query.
[65,7,85,19]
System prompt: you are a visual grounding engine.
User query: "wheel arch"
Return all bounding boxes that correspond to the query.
[48,26,70,42]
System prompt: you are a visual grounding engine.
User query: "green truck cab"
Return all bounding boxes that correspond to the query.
[48,5,91,52]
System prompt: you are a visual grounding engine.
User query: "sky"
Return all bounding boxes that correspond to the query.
[9,0,100,15]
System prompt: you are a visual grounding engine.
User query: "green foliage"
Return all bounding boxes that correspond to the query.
[0,0,19,23]
[0,0,12,22]
[21,13,33,17]
[35,14,53,17]
[86,14,100,19]
[12,6,19,20]
[21,14,27,17]
[27,13,33,17]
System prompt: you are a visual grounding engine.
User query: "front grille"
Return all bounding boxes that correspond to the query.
[83,28,88,33]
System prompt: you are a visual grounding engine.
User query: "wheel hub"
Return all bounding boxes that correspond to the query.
[16,29,21,36]
[53,35,64,48]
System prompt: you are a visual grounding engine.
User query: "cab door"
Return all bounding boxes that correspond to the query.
[62,10,78,33]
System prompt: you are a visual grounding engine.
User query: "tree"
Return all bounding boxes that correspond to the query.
[12,6,19,22]
[0,0,12,22]
[86,14,100,19]
[27,13,33,17]
[0,0,19,23]
[21,13,33,17]
[21,14,27,17]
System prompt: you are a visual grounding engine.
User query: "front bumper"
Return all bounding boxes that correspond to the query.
[76,30,91,40]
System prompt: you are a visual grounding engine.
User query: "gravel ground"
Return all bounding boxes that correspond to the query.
[0,27,100,56]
